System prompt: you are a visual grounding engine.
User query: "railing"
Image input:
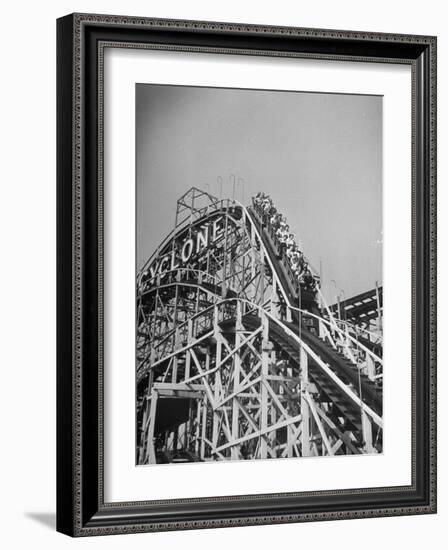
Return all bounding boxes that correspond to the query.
[158,296,383,429]
[250,200,381,374]
[138,267,222,295]
[142,289,381,378]
[289,303,382,379]
[137,197,382,384]
[137,299,242,380]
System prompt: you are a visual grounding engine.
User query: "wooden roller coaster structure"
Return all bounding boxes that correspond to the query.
[136,187,383,464]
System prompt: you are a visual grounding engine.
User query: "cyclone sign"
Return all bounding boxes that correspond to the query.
[145,216,224,280]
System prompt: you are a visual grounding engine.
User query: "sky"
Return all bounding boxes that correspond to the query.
[136,84,382,303]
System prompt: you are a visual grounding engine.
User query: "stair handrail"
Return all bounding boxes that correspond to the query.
[138,200,382,371]
[139,267,222,293]
[138,296,382,429]
[286,303,383,368]
[235,298,383,428]
[176,297,383,428]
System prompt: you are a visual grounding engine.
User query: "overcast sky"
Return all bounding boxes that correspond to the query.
[136,84,382,303]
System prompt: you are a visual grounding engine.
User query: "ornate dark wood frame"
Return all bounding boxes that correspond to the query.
[56,13,437,537]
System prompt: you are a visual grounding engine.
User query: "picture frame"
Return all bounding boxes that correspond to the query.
[56,13,437,536]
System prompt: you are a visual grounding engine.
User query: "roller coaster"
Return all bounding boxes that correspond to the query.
[136,187,383,464]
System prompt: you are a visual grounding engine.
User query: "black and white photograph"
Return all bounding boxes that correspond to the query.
[0,0,441,545]
[135,84,383,465]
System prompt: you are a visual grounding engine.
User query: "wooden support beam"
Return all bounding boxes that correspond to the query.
[260,312,269,459]
[305,391,334,456]
[231,302,242,460]
[212,320,222,451]
[300,346,311,457]
[145,389,158,464]
[200,398,207,460]
[215,413,302,454]
[361,409,374,454]
[314,401,361,455]
[185,320,192,379]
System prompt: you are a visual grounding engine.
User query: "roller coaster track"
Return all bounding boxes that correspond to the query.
[245,207,382,412]
[137,191,383,463]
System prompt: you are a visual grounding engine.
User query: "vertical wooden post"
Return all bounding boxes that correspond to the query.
[200,351,210,459]
[362,410,374,454]
[250,223,256,303]
[171,284,179,381]
[221,212,229,298]
[231,301,242,460]
[300,347,311,457]
[259,239,265,303]
[194,399,201,455]
[185,320,192,379]
[138,397,149,464]
[200,398,207,459]
[145,389,158,464]
[212,305,222,453]
[318,318,325,339]
[286,304,292,323]
[172,359,178,383]
[270,351,277,449]
[375,281,382,332]
[260,311,269,459]
[271,278,279,319]
[366,354,375,381]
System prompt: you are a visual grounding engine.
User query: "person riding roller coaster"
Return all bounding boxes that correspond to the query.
[300,262,318,290]
[270,212,280,229]
[252,192,319,294]
[286,232,295,248]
